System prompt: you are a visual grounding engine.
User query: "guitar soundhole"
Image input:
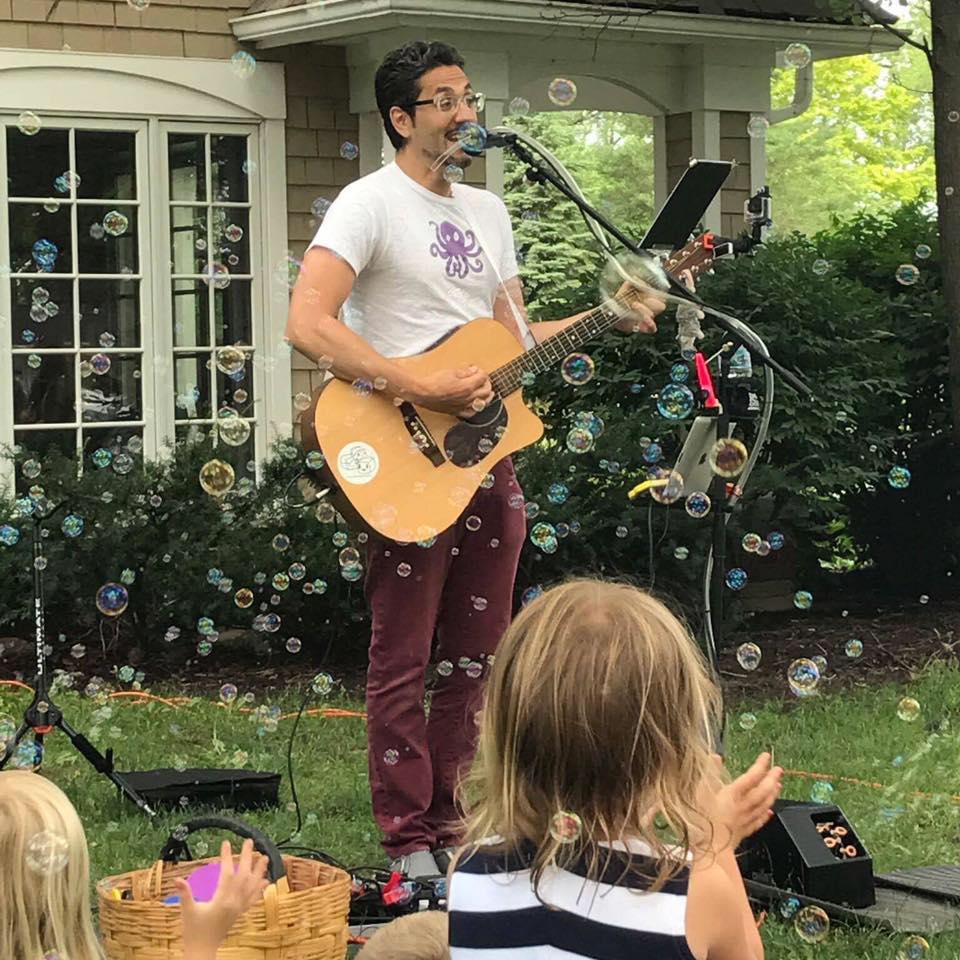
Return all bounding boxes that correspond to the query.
[443,399,509,468]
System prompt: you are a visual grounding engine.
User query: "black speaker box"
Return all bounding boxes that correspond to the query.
[116,768,280,811]
[738,799,875,908]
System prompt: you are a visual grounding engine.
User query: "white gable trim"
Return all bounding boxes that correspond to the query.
[0,49,286,121]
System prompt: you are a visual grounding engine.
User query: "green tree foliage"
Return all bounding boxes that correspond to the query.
[503,109,654,320]
[766,22,935,236]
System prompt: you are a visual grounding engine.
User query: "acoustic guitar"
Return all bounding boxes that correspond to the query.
[300,235,718,541]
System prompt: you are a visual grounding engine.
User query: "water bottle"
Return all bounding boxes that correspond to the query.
[728,345,753,379]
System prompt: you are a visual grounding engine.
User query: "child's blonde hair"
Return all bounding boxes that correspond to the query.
[458,578,725,892]
[0,770,104,960]
[356,910,449,960]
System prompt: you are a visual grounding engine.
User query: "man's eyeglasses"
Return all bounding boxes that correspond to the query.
[408,92,486,113]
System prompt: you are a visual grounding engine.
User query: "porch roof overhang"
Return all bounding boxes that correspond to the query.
[230,0,904,57]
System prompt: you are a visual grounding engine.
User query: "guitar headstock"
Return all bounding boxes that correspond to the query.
[661,233,719,285]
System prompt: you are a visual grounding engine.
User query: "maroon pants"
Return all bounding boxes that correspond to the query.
[363,458,526,858]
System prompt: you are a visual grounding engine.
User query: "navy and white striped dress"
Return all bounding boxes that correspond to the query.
[448,838,696,960]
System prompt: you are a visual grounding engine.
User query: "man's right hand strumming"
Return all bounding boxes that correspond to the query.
[412,365,495,418]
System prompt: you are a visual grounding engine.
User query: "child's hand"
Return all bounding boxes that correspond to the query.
[703,752,783,852]
[175,838,270,960]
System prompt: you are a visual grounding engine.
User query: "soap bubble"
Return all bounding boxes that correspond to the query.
[547,78,577,106]
[844,639,863,659]
[673,546,689,560]
[915,244,932,260]
[95,582,129,617]
[215,345,246,375]
[895,264,920,286]
[565,426,594,454]
[708,438,748,477]
[32,238,58,271]
[508,96,531,116]
[742,533,762,553]
[102,210,129,237]
[897,697,920,722]
[547,483,569,505]
[61,514,84,538]
[198,459,235,497]
[230,50,257,79]
[90,353,111,375]
[793,590,813,610]
[443,163,464,185]
[736,642,761,671]
[17,111,42,135]
[783,42,812,68]
[649,468,684,505]
[812,258,831,276]
[739,712,757,731]
[0,524,21,547]
[456,121,487,155]
[725,568,748,591]
[219,683,238,704]
[747,115,769,139]
[897,935,930,960]
[779,896,801,919]
[26,830,70,873]
[549,810,582,843]
[767,531,785,550]
[887,465,911,489]
[218,417,251,446]
[339,141,359,161]
[561,352,595,385]
[787,658,820,697]
[794,905,829,944]
[810,780,834,803]
[656,383,695,420]
[684,491,711,518]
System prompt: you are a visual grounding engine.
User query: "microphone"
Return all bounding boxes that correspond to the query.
[457,123,517,155]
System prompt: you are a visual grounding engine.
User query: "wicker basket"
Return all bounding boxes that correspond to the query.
[97,852,351,960]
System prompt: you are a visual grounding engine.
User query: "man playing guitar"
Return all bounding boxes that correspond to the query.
[286,40,666,878]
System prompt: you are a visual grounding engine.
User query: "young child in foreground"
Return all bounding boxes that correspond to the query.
[0,769,267,960]
[447,578,783,960]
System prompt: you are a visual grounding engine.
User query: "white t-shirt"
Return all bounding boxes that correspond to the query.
[308,162,521,358]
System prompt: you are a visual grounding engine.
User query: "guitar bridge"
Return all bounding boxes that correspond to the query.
[400,402,445,467]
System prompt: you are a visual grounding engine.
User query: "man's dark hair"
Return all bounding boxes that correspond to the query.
[375,40,466,151]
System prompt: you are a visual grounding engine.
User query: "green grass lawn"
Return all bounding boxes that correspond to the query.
[4,661,960,958]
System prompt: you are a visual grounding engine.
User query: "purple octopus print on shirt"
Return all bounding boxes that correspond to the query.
[429,220,485,279]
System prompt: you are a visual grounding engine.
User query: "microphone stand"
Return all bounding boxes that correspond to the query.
[502,134,815,746]
[0,498,156,816]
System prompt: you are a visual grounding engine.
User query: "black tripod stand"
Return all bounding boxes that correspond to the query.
[0,499,156,816]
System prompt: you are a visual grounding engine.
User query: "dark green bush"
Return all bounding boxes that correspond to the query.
[0,201,950,680]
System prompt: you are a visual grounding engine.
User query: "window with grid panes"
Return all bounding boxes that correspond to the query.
[2,122,262,488]
[168,132,257,473]
[5,123,146,478]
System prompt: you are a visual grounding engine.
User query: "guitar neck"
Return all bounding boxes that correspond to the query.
[489,299,623,397]
[489,234,717,397]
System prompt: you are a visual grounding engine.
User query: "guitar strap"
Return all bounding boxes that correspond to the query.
[451,199,538,353]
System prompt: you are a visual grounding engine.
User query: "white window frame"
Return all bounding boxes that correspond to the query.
[0,49,288,493]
